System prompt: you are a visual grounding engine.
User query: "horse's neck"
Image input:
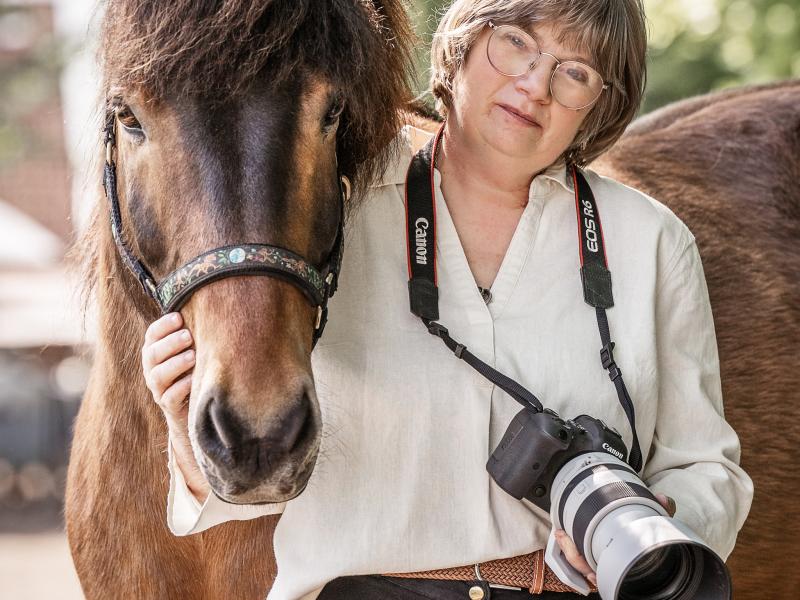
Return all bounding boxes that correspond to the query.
[89,249,164,436]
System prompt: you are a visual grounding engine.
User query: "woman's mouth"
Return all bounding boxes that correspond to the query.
[498,104,540,128]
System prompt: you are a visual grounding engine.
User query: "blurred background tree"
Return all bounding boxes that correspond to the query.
[409,0,800,115]
[0,5,68,171]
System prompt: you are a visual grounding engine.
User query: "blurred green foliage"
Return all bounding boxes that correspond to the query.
[410,0,800,115]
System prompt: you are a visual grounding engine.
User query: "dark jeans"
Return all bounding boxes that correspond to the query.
[317,575,601,600]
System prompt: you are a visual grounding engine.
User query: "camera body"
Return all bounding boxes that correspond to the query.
[486,408,628,512]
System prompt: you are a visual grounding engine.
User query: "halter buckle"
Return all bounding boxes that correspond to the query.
[340,175,352,201]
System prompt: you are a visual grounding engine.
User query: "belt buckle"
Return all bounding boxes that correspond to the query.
[473,563,524,592]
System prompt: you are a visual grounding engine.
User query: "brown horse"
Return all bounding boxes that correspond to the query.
[594,79,800,599]
[65,1,413,598]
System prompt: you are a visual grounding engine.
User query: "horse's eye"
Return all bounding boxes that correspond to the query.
[117,106,143,131]
[323,95,345,129]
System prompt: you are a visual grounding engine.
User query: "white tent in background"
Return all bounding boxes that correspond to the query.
[0,201,64,268]
[0,200,89,348]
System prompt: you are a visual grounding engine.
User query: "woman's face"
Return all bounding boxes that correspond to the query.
[450,20,595,167]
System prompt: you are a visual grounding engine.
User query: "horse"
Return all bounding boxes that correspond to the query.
[65,1,414,598]
[593,79,800,599]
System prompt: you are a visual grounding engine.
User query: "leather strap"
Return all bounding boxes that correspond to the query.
[383,550,597,595]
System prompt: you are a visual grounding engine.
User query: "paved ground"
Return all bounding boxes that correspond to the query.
[0,530,84,599]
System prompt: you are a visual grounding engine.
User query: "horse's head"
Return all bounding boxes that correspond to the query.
[97,0,413,503]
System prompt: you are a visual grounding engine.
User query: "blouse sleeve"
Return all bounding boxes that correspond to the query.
[642,234,753,560]
[166,442,286,536]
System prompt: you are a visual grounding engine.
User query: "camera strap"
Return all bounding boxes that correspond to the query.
[405,125,643,473]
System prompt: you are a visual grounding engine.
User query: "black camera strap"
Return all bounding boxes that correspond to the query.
[570,167,643,472]
[405,126,642,473]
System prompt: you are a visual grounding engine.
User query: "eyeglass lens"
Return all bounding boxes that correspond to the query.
[487,25,605,110]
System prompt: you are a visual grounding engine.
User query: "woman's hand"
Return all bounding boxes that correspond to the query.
[554,493,677,588]
[142,312,210,503]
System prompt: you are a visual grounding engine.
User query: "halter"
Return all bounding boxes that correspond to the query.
[101,110,351,346]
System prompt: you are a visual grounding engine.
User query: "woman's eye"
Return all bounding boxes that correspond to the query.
[117,106,142,131]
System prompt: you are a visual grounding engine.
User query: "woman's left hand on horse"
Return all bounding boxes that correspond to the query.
[554,493,676,587]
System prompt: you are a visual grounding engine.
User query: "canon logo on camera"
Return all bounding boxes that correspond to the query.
[602,442,624,459]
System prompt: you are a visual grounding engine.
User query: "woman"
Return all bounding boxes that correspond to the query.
[142,1,752,598]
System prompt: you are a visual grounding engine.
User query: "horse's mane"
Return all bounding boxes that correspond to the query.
[100,0,415,189]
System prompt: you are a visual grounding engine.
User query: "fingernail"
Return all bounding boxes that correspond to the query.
[181,330,191,341]
[184,350,195,361]
[171,313,180,324]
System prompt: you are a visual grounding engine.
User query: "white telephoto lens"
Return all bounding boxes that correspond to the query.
[546,452,731,600]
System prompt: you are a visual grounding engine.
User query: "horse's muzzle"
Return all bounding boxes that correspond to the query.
[194,386,320,503]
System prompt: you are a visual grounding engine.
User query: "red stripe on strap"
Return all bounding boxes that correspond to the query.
[572,166,585,268]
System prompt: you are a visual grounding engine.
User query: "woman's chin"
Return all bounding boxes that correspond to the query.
[482,125,547,159]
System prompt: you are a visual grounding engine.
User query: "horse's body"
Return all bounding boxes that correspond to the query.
[594,80,800,599]
[64,1,798,594]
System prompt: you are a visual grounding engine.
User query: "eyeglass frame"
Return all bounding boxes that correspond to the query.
[485,20,610,111]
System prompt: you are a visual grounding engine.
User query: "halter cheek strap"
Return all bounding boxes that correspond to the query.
[102,110,349,346]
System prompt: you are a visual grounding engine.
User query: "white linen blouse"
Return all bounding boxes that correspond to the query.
[166,125,753,600]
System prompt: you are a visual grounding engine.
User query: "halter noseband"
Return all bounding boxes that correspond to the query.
[102,110,350,345]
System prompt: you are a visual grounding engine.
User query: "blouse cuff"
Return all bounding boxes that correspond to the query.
[166,442,286,536]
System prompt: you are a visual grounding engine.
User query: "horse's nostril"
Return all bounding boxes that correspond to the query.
[200,397,245,462]
[281,392,312,453]
[208,397,238,449]
[198,390,316,472]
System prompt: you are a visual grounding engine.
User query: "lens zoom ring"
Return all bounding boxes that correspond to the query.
[571,481,657,558]
[557,462,634,530]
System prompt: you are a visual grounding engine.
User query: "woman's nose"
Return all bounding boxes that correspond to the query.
[514,59,554,103]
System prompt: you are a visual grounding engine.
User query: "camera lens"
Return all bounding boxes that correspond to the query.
[619,544,700,600]
[546,452,729,600]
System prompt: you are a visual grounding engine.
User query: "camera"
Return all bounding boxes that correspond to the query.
[487,408,731,600]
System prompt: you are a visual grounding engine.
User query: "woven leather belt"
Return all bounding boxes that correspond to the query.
[383,549,597,595]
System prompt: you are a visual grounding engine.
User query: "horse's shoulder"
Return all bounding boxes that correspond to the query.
[584,168,695,251]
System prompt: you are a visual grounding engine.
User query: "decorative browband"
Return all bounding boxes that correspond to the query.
[156,244,328,312]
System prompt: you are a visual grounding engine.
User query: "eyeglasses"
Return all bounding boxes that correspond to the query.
[486,21,609,111]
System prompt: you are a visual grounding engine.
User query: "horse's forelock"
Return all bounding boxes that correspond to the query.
[100,0,415,192]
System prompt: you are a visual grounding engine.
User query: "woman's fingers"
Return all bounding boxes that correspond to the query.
[655,493,677,517]
[159,373,193,420]
[144,312,183,346]
[143,328,193,371]
[146,349,195,401]
[555,530,597,586]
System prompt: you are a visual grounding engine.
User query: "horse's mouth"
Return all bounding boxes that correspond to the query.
[200,442,320,505]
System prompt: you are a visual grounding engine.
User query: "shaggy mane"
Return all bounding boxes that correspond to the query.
[100,0,415,188]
